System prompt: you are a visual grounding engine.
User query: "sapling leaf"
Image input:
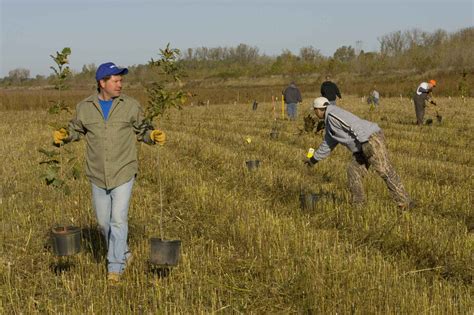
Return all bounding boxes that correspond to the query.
[51,178,64,188]
[71,166,80,180]
[48,105,60,114]
[43,177,55,186]
[62,184,71,196]
[39,148,59,158]
[62,146,73,154]
[39,173,48,182]
[50,66,59,76]
[40,167,58,185]
[39,159,59,165]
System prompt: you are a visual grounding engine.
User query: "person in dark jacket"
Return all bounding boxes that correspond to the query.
[320,75,341,105]
[282,81,302,120]
[304,97,413,209]
[413,79,437,125]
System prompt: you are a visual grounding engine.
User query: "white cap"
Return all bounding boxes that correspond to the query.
[312,97,330,109]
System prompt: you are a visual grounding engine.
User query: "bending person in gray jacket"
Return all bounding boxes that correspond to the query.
[304,97,413,209]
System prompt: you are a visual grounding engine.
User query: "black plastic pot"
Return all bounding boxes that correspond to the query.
[51,226,81,256]
[245,160,260,171]
[299,193,319,212]
[150,238,181,267]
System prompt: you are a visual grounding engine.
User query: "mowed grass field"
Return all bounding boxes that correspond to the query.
[0,91,473,314]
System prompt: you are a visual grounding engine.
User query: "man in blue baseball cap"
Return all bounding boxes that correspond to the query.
[94,62,128,96]
[53,61,166,282]
[95,62,129,80]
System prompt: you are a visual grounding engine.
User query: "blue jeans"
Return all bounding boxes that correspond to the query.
[286,103,297,120]
[329,100,337,105]
[91,177,134,274]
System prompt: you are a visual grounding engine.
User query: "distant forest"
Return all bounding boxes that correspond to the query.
[2,27,473,97]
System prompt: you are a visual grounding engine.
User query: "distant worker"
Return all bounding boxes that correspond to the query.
[282,81,302,120]
[320,75,341,105]
[53,62,166,282]
[371,89,380,106]
[304,97,413,209]
[367,88,380,110]
[413,80,437,125]
[252,99,258,111]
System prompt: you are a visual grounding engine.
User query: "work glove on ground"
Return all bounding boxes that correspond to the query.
[303,156,318,168]
[361,141,375,159]
[53,128,68,146]
[150,129,166,145]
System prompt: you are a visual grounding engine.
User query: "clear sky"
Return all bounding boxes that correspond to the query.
[1,0,473,78]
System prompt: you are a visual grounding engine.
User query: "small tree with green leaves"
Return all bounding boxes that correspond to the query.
[40,48,79,199]
[48,47,72,114]
[144,43,187,123]
[145,43,187,240]
[458,70,469,101]
[38,145,80,196]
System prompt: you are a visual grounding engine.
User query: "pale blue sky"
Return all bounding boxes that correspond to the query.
[1,0,473,78]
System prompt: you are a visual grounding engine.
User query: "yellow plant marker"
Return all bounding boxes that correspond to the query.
[246,137,252,144]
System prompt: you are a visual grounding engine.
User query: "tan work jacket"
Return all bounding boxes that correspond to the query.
[66,93,154,189]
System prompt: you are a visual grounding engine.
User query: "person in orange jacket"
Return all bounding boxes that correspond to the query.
[413,79,437,125]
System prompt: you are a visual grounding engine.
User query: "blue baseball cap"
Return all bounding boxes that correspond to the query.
[95,62,128,81]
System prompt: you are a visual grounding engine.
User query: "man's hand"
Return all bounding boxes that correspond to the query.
[361,141,375,159]
[53,128,68,146]
[150,129,166,145]
[303,156,318,167]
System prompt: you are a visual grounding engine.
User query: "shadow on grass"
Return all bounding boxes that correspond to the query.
[465,215,474,233]
[81,226,107,263]
[49,258,75,275]
[148,263,173,279]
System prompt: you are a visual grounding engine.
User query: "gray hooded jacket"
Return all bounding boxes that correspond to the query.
[314,105,381,161]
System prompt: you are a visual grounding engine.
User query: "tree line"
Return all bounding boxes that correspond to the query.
[2,27,472,96]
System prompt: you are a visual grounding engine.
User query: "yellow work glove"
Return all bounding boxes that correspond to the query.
[150,129,166,145]
[53,128,68,146]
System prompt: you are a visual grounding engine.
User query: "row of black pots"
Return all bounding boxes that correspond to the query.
[51,194,318,259]
[51,227,181,267]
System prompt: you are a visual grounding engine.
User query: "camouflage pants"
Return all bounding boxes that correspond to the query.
[413,93,426,125]
[347,131,411,206]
